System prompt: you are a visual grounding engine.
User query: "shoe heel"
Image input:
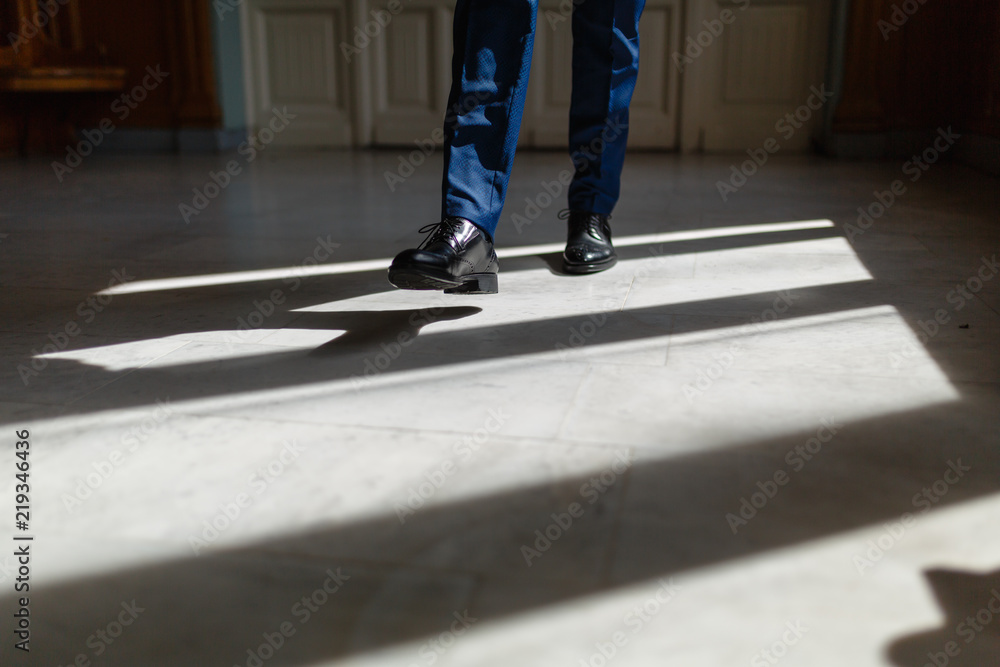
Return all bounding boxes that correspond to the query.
[445,272,498,294]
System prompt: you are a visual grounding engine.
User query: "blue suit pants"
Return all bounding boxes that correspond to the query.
[440,0,646,238]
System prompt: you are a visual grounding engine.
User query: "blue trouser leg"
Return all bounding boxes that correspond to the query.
[441,0,539,238]
[567,0,645,215]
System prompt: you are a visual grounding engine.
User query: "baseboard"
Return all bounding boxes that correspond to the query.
[88,127,249,154]
[825,130,1000,177]
[953,134,1000,177]
[823,130,944,159]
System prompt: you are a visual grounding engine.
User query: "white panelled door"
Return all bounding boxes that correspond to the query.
[678,0,832,151]
[244,0,355,147]
[629,0,684,148]
[240,0,831,152]
[519,0,682,149]
[368,0,453,144]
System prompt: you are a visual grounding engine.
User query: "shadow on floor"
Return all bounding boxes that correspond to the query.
[1,402,998,666]
[0,404,1000,667]
[887,568,1000,666]
[1,201,998,666]
[0,223,964,419]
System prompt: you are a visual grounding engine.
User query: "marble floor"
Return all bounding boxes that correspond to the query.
[1,150,998,667]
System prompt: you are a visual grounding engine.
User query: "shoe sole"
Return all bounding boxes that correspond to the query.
[562,256,618,275]
[388,268,498,294]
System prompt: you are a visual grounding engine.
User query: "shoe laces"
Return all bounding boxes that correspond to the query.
[417,217,466,248]
[560,209,611,238]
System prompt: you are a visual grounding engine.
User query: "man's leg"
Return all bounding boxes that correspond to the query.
[388,0,538,293]
[442,0,539,238]
[568,0,644,214]
[561,0,644,274]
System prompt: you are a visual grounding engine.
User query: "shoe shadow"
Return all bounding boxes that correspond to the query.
[534,252,566,275]
[310,307,483,355]
[886,568,1000,666]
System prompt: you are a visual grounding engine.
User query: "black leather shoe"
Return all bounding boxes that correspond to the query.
[561,210,617,274]
[388,217,499,294]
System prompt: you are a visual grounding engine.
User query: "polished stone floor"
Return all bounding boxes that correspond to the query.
[1,150,998,667]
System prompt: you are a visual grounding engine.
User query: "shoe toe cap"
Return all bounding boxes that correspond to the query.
[391,249,449,271]
[564,244,614,264]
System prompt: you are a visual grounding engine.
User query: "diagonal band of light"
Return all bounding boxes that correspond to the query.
[97,219,835,296]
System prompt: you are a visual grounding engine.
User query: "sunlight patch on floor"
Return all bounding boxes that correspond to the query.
[95,220,838,296]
